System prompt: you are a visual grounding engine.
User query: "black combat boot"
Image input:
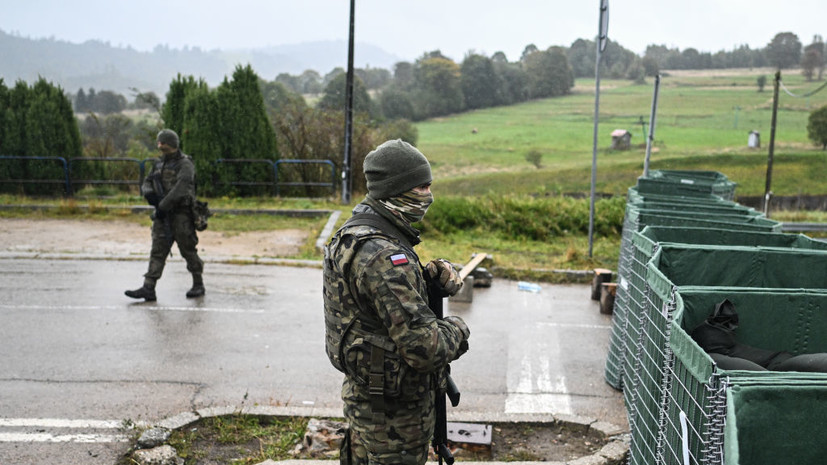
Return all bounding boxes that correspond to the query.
[186,274,205,298]
[125,285,157,301]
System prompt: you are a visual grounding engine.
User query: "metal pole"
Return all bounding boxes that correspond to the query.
[763,70,780,217]
[588,0,609,258]
[642,74,661,178]
[587,58,601,258]
[341,0,355,204]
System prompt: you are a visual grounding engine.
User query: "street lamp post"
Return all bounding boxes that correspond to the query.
[341,0,356,204]
[588,0,609,258]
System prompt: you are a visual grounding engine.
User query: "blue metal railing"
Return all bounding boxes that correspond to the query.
[0,156,337,198]
[0,156,72,195]
[214,158,336,196]
[68,157,147,189]
[275,159,336,196]
[214,158,279,195]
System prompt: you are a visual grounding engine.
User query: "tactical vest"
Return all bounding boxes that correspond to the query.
[323,213,426,412]
[144,152,195,211]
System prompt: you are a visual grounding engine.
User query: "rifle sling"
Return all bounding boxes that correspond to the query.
[343,213,413,250]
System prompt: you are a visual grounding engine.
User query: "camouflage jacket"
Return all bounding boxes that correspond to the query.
[142,150,195,212]
[323,200,469,403]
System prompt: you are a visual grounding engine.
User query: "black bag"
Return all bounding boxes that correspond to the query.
[192,199,212,231]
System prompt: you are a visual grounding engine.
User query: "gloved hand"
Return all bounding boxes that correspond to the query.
[444,315,470,358]
[425,258,463,297]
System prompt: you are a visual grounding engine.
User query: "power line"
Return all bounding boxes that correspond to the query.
[779,78,827,98]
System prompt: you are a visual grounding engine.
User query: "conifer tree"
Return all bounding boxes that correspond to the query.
[75,88,87,113]
[159,66,278,195]
[11,78,82,193]
[162,74,200,142]
[0,80,11,188]
[217,65,277,159]
[214,65,278,195]
[0,80,9,155]
[6,81,29,157]
[181,81,223,195]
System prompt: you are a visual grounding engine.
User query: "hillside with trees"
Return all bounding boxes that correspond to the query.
[0,29,401,97]
[1,30,825,198]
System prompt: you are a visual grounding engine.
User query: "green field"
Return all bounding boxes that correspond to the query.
[408,68,827,276]
[418,68,827,198]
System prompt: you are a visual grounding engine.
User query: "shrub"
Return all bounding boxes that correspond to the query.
[424,194,624,240]
[525,150,543,168]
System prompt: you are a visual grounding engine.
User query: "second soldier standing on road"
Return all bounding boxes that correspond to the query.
[125,129,205,301]
[323,139,470,465]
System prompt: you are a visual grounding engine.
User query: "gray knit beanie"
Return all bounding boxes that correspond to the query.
[364,139,432,199]
[156,129,179,149]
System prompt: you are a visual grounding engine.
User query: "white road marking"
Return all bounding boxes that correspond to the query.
[0,419,129,428]
[0,432,129,443]
[0,304,265,314]
[540,322,611,330]
[505,325,573,415]
[0,418,143,444]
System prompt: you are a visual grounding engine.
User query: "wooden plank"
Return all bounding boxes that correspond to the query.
[459,253,488,280]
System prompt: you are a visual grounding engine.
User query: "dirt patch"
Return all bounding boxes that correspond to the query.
[147,417,613,464]
[0,218,308,258]
[464,421,607,462]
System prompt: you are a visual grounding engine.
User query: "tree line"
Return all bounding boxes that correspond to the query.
[638,32,825,80]
[0,64,418,197]
[3,31,826,197]
[270,32,826,122]
[0,77,83,194]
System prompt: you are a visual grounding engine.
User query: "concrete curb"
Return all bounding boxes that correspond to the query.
[0,204,334,218]
[144,405,629,465]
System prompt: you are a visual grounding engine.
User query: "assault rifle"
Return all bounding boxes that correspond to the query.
[428,279,461,465]
[144,170,174,248]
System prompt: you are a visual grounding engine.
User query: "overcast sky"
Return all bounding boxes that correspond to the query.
[3,0,824,63]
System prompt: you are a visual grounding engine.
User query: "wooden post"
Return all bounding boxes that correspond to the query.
[591,268,612,301]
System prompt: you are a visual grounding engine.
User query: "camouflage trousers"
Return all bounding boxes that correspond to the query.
[342,378,434,465]
[143,210,203,285]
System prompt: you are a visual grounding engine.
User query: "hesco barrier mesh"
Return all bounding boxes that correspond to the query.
[605,170,827,465]
[618,229,827,465]
[666,289,827,465]
[625,186,740,206]
[606,175,765,392]
[605,205,780,391]
[630,246,827,465]
[635,170,737,200]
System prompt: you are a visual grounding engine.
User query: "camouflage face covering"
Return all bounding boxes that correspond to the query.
[378,190,434,224]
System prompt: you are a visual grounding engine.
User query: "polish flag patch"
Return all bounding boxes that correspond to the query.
[390,253,409,266]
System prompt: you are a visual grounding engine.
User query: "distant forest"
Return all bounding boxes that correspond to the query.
[1,28,824,106]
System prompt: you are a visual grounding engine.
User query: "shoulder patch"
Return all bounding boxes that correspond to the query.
[389,253,409,266]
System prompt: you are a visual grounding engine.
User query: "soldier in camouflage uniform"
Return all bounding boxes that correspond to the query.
[323,139,470,465]
[125,129,204,301]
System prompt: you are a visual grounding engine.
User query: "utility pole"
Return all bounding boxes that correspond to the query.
[763,70,780,217]
[341,0,355,204]
[642,74,660,178]
[588,0,609,258]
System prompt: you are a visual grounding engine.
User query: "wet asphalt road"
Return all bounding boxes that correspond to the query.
[0,257,625,464]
